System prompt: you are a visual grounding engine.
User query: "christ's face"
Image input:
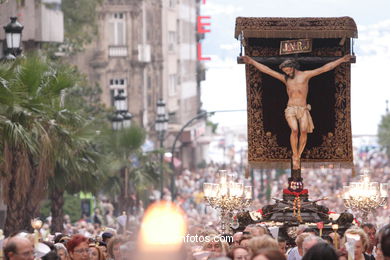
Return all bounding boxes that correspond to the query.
[282,67,295,79]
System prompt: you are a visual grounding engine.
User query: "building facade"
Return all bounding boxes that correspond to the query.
[71,0,208,169]
[0,0,63,56]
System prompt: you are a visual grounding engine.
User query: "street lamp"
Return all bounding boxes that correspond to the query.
[122,111,133,128]
[111,91,133,218]
[111,112,124,131]
[155,99,168,199]
[3,17,24,59]
[114,90,127,114]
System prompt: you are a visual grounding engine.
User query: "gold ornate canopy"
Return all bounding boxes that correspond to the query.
[237,17,358,168]
[235,17,358,39]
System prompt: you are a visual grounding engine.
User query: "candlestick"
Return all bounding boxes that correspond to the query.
[332,224,339,249]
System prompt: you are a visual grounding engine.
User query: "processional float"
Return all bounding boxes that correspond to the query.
[235,16,359,244]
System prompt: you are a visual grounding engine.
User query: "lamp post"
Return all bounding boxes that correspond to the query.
[3,17,23,60]
[111,91,133,216]
[155,99,168,199]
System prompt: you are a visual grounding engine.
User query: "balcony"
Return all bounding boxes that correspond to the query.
[108,45,128,57]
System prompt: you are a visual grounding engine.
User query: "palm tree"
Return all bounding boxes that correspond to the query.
[46,67,108,233]
[0,55,83,235]
[49,116,103,232]
[100,125,159,215]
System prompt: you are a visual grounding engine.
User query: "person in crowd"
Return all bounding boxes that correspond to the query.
[248,235,280,256]
[202,235,229,258]
[227,246,250,260]
[342,228,370,260]
[244,225,269,237]
[92,208,104,228]
[296,226,309,236]
[380,225,390,260]
[362,223,377,259]
[54,243,70,260]
[374,224,390,260]
[251,248,287,260]
[301,242,338,260]
[102,232,113,245]
[233,232,244,247]
[302,228,318,236]
[54,234,67,244]
[302,235,324,255]
[3,235,35,260]
[96,241,108,259]
[40,242,60,260]
[107,235,125,260]
[66,234,90,260]
[239,233,253,248]
[42,251,61,260]
[278,237,287,254]
[89,243,106,260]
[287,233,311,260]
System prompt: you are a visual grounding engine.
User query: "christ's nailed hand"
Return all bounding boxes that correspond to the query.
[241,55,254,65]
[342,54,353,63]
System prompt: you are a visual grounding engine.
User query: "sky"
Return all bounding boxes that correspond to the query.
[199,0,390,136]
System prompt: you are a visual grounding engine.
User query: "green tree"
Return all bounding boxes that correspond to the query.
[100,126,159,214]
[0,55,84,235]
[47,65,109,232]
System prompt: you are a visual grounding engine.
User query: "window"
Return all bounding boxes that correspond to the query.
[147,76,152,89]
[108,13,126,45]
[176,19,180,43]
[147,94,152,108]
[169,0,175,8]
[169,74,177,96]
[109,78,127,108]
[168,31,176,51]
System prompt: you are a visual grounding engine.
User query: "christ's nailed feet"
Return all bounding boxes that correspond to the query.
[292,155,300,170]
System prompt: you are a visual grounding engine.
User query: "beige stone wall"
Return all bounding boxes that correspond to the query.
[0,0,63,44]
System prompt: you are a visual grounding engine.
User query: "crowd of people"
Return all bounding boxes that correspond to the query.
[1,218,390,260]
[1,144,389,259]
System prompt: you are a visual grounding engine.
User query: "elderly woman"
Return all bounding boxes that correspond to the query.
[342,228,369,260]
[66,235,90,260]
[202,235,229,258]
[54,243,70,260]
[248,235,279,256]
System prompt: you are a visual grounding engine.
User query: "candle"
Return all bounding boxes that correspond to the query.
[137,201,186,260]
[332,224,339,249]
[244,186,252,199]
[203,183,212,197]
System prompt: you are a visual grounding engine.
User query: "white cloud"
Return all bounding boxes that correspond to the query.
[356,20,390,58]
[201,57,247,128]
[201,2,243,16]
[219,43,237,50]
[201,19,390,135]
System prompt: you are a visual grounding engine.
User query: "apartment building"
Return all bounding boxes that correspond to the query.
[72,0,208,169]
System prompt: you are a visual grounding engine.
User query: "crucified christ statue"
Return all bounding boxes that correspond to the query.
[242,54,352,169]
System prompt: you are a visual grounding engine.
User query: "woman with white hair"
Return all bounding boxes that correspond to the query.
[54,243,70,260]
